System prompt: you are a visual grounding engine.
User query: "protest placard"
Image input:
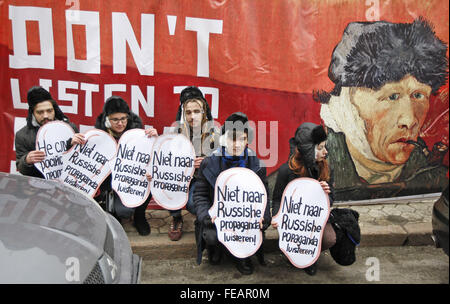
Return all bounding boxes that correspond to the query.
[60,129,117,197]
[208,167,267,258]
[34,121,75,180]
[110,129,155,208]
[150,134,195,210]
[272,177,330,268]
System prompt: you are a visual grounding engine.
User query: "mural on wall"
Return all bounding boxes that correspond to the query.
[315,18,449,200]
[0,1,448,203]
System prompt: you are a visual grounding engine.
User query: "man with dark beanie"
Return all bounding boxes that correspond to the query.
[94,95,158,236]
[15,86,83,178]
[194,112,271,275]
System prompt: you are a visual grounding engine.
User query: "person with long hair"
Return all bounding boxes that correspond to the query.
[272,122,336,276]
[168,86,219,241]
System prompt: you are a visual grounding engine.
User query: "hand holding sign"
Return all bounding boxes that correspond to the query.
[26,150,46,164]
[272,178,330,268]
[150,134,196,210]
[35,121,75,180]
[209,167,267,259]
[111,129,155,208]
[60,129,117,197]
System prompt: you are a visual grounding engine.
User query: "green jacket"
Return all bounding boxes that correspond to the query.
[326,128,449,201]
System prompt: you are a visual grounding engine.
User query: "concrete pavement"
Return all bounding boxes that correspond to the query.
[123,193,442,261]
[140,245,449,284]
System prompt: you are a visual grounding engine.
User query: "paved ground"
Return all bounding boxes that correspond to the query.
[140,245,449,284]
[122,193,449,286]
[123,194,441,260]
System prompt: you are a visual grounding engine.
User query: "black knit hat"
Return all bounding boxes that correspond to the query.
[103,96,130,116]
[25,86,69,128]
[176,86,213,121]
[27,86,53,110]
[222,112,254,143]
[314,17,448,103]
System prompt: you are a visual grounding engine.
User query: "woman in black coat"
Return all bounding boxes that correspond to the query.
[94,96,157,236]
[194,112,271,275]
[272,122,336,276]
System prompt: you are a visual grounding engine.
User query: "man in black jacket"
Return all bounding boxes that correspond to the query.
[15,86,83,178]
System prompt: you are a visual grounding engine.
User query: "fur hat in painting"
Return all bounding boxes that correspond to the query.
[314,17,449,103]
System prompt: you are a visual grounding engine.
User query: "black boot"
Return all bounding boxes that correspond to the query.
[133,203,150,236]
[304,262,317,276]
[207,246,222,265]
[235,258,254,275]
[256,248,266,266]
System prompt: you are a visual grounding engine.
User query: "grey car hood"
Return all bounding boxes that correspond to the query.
[0,173,108,283]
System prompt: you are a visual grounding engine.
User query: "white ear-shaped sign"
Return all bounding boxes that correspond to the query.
[209,167,267,259]
[60,129,117,197]
[35,121,75,180]
[272,177,330,268]
[150,134,196,210]
[110,129,155,208]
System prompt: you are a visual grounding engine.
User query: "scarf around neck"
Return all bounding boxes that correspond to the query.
[222,146,248,169]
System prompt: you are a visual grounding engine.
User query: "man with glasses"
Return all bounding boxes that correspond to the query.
[94,96,157,235]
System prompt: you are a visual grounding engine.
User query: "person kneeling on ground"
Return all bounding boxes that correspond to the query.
[167,86,219,241]
[194,112,271,275]
[94,96,158,236]
[272,122,336,276]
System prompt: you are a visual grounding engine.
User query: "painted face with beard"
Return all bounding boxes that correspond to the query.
[350,75,431,165]
[33,101,55,126]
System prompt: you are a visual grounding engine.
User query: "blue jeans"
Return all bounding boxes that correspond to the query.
[170,181,196,217]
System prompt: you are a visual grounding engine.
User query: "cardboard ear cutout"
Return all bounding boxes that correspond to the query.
[105,116,111,129]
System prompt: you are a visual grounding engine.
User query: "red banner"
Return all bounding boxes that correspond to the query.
[1,0,448,201]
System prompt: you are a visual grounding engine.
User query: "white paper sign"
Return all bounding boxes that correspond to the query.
[272,178,330,268]
[35,121,75,180]
[110,129,155,208]
[208,167,267,259]
[150,134,196,210]
[59,129,117,197]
